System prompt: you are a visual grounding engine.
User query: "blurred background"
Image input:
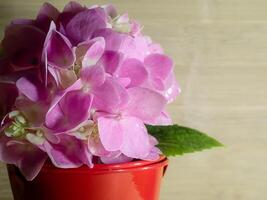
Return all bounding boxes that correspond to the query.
[0,0,266,199]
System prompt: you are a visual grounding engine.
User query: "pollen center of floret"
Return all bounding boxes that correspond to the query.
[5,111,28,138]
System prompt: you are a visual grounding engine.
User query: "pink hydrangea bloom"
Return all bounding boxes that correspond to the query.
[0,1,180,180]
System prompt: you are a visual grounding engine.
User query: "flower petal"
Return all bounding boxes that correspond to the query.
[43,135,90,168]
[93,28,126,51]
[98,50,121,74]
[63,1,85,13]
[81,64,105,88]
[66,8,107,45]
[46,90,92,133]
[92,77,128,112]
[87,133,110,157]
[98,117,123,151]
[120,116,151,159]
[2,24,45,68]
[122,87,167,122]
[82,37,105,67]
[162,73,181,103]
[16,77,48,102]
[101,153,132,164]
[44,22,75,69]
[37,2,59,21]
[144,53,173,80]
[0,135,47,181]
[18,146,47,181]
[102,4,117,19]
[117,58,148,87]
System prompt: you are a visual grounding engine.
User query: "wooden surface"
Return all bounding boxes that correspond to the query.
[1,0,267,199]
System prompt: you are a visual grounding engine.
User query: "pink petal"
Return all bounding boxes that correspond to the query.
[144,53,173,80]
[87,133,110,157]
[81,64,105,88]
[117,58,148,87]
[162,73,181,103]
[150,77,165,91]
[142,146,161,161]
[98,117,123,151]
[148,43,164,54]
[120,36,148,60]
[82,37,105,67]
[66,8,107,45]
[122,87,167,122]
[98,50,121,74]
[147,111,172,125]
[93,28,126,51]
[92,77,128,112]
[120,116,151,159]
[101,153,133,164]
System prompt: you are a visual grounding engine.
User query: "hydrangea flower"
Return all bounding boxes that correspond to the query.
[0,1,180,180]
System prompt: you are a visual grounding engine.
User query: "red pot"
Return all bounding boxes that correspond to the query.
[7,156,168,200]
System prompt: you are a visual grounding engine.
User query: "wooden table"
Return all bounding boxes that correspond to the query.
[1,0,267,199]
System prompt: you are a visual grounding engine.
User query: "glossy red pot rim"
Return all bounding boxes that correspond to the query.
[41,156,168,174]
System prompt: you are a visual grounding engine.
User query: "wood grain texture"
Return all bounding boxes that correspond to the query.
[1,0,267,199]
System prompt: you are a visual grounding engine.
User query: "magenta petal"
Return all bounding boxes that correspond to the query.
[81,64,105,88]
[2,24,45,68]
[98,117,123,151]
[123,87,167,122]
[0,83,18,120]
[120,116,151,159]
[98,50,121,74]
[43,135,89,168]
[66,8,107,45]
[82,37,105,67]
[117,58,148,87]
[44,22,75,69]
[63,1,85,13]
[37,2,59,21]
[18,147,47,181]
[0,136,47,181]
[46,89,92,133]
[16,77,47,102]
[144,53,173,80]
[35,3,60,33]
[0,136,25,164]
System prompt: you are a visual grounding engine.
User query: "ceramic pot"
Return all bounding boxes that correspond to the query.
[7,156,168,200]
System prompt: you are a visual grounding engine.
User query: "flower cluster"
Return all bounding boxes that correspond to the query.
[0,2,179,180]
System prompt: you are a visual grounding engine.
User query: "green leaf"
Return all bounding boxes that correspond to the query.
[146,124,223,156]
